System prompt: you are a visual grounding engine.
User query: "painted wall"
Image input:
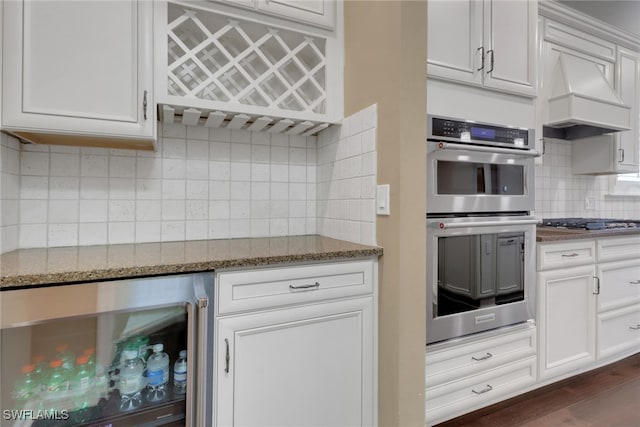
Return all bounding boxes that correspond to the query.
[344,2,427,426]
[558,0,640,36]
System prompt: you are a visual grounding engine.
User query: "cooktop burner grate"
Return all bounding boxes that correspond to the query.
[542,218,640,230]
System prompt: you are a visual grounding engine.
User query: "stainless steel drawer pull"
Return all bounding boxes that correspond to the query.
[630,280,640,285]
[289,282,320,291]
[225,338,230,373]
[472,384,493,395]
[630,325,640,330]
[471,352,493,361]
[562,253,579,258]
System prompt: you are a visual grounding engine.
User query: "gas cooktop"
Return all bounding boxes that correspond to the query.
[542,218,640,231]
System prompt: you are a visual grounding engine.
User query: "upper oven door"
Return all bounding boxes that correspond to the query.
[427,141,536,214]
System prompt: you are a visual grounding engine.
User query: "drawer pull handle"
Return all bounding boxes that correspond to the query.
[472,384,493,395]
[630,280,640,285]
[561,253,579,258]
[471,352,493,361]
[289,282,320,291]
[630,325,640,330]
[225,338,230,374]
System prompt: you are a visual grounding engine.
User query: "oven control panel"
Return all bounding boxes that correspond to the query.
[428,115,532,148]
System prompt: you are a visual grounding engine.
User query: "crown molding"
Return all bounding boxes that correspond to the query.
[539,0,640,51]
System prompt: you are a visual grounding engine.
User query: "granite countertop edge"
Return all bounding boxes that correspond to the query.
[536,226,640,242]
[0,236,383,290]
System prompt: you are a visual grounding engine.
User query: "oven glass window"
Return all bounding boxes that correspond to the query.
[436,161,524,195]
[435,232,525,318]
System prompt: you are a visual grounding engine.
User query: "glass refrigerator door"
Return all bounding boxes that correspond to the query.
[0,273,213,427]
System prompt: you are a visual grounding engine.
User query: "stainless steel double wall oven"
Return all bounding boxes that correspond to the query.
[427,115,538,344]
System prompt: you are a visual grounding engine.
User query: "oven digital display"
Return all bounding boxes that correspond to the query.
[471,127,495,139]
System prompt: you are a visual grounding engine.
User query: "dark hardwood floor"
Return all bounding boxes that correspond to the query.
[436,352,640,427]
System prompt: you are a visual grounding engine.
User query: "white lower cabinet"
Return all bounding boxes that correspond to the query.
[537,265,597,380]
[598,304,640,359]
[214,259,377,427]
[425,324,536,426]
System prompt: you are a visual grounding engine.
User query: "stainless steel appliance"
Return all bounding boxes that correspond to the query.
[427,115,538,344]
[0,273,213,426]
[427,115,536,215]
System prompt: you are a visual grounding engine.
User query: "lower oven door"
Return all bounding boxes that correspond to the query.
[426,215,538,344]
[427,141,537,215]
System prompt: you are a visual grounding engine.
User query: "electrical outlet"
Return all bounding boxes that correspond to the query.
[585,196,595,210]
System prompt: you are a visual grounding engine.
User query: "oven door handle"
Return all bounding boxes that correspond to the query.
[431,218,541,230]
[434,141,540,157]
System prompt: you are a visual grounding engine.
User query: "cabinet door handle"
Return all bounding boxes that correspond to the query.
[629,325,640,330]
[629,280,640,285]
[477,46,485,71]
[619,148,625,163]
[225,338,230,374]
[561,253,579,258]
[472,384,493,395]
[471,352,493,361]
[486,49,495,73]
[593,276,600,295]
[289,282,320,291]
[143,90,148,121]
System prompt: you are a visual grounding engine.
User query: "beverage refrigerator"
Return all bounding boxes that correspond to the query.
[0,273,214,426]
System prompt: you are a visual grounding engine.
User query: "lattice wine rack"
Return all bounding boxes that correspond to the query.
[156,2,341,136]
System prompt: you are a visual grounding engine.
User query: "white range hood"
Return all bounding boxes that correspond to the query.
[544,53,631,140]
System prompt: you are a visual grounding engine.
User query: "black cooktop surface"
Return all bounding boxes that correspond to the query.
[542,218,640,230]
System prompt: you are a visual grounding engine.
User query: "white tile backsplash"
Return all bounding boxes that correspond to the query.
[535,139,640,218]
[317,104,378,246]
[0,106,379,252]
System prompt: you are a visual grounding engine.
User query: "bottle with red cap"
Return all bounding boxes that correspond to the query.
[43,359,69,397]
[12,364,39,409]
[55,344,75,371]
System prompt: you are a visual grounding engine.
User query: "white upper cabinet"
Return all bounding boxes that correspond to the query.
[612,48,639,173]
[427,0,537,98]
[215,0,335,30]
[257,0,335,30]
[1,0,155,149]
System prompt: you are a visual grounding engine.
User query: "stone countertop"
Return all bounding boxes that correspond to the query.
[537,226,640,242]
[0,235,383,289]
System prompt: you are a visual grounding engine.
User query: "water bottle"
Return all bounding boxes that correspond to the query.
[119,350,144,411]
[146,344,170,402]
[146,344,170,390]
[55,344,75,371]
[70,356,94,422]
[71,355,94,393]
[173,350,187,395]
[43,359,69,397]
[12,364,39,409]
[83,347,96,376]
[32,355,48,387]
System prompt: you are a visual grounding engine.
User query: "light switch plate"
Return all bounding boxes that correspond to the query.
[376,184,390,215]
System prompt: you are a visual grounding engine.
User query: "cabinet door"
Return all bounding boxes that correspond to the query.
[427,0,483,87]
[537,265,597,380]
[597,304,640,360]
[256,0,335,30]
[215,297,374,427]
[483,0,537,97]
[2,1,154,140]
[614,48,640,173]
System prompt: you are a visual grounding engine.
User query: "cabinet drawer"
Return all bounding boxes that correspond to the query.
[537,240,596,270]
[597,235,640,263]
[425,357,536,425]
[426,326,535,388]
[217,260,374,314]
[598,260,640,312]
[597,304,640,360]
